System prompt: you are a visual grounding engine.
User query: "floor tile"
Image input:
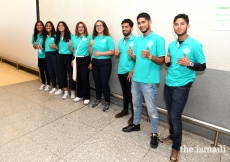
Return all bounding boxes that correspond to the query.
[141,149,169,162]
[2,104,62,134]
[63,131,148,162]
[0,136,59,162]
[0,119,22,146]
[27,116,98,157]
[41,96,86,115]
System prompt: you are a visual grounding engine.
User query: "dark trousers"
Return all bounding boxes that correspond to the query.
[92,58,111,102]
[57,54,76,90]
[45,51,58,88]
[76,55,90,99]
[164,83,191,151]
[38,58,50,85]
[118,73,133,114]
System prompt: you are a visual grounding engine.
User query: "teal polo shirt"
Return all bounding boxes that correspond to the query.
[91,35,115,59]
[45,34,56,52]
[71,34,91,57]
[58,34,73,54]
[132,31,166,84]
[31,34,45,58]
[165,35,206,86]
[117,34,136,74]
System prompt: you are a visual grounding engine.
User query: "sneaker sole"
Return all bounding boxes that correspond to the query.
[92,103,101,108]
[73,99,83,103]
[150,143,158,149]
[122,128,140,132]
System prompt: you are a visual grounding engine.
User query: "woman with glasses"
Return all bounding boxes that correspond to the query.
[69,22,92,105]
[88,20,115,112]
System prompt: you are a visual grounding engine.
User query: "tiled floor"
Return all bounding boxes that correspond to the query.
[0,80,229,162]
[0,62,229,162]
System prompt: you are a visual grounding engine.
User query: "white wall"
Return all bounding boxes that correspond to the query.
[0,0,37,69]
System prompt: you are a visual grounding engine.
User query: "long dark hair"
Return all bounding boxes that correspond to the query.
[42,21,56,48]
[92,20,110,39]
[55,21,71,44]
[33,21,44,42]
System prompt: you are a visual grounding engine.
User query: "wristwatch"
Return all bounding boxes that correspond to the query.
[148,55,152,60]
[190,62,194,67]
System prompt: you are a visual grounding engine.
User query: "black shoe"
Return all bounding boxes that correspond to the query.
[92,100,101,108]
[150,133,159,149]
[122,124,140,132]
[103,102,110,112]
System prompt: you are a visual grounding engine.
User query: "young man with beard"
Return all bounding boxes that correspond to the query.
[159,14,206,161]
[122,13,166,149]
[114,19,136,124]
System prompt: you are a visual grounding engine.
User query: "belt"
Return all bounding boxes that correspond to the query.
[76,55,89,58]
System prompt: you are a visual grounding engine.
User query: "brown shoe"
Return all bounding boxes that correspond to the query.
[170,149,180,162]
[115,110,129,118]
[127,115,133,124]
[158,135,172,144]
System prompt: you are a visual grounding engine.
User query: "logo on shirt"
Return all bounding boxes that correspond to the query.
[101,39,106,43]
[147,40,153,48]
[51,38,54,41]
[83,38,87,41]
[129,42,134,48]
[182,46,191,54]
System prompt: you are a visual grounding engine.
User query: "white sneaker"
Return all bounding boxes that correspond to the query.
[71,90,76,99]
[44,85,51,91]
[54,89,63,95]
[39,84,45,91]
[49,88,57,94]
[73,97,83,102]
[84,99,90,105]
[62,91,69,100]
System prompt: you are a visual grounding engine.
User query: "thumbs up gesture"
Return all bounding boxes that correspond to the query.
[50,43,57,49]
[127,46,133,57]
[177,53,190,66]
[115,48,120,57]
[165,53,171,63]
[141,46,150,58]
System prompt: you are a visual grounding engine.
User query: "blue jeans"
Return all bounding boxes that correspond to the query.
[164,83,191,151]
[132,81,158,134]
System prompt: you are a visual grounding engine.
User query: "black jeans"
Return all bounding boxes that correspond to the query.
[57,54,76,90]
[164,83,191,151]
[118,73,133,114]
[76,55,90,100]
[92,58,111,102]
[45,51,58,88]
[38,58,50,85]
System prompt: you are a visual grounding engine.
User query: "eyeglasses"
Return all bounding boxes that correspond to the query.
[96,24,103,28]
[78,26,84,29]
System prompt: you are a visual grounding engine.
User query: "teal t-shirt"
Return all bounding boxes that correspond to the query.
[165,35,206,86]
[92,35,115,59]
[132,31,166,84]
[58,34,73,54]
[117,34,136,74]
[71,34,91,57]
[31,34,45,58]
[45,34,56,52]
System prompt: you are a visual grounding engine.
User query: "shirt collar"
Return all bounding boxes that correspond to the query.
[175,35,192,45]
[123,34,135,42]
[142,31,154,39]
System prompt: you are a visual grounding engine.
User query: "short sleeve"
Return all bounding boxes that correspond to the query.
[156,36,166,57]
[106,36,115,50]
[194,43,206,64]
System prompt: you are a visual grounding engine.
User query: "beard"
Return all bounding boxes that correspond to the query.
[176,28,187,36]
[123,30,131,37]
[141,26,150,34]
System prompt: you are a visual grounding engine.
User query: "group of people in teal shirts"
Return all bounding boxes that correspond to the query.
[32,12,206,162]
